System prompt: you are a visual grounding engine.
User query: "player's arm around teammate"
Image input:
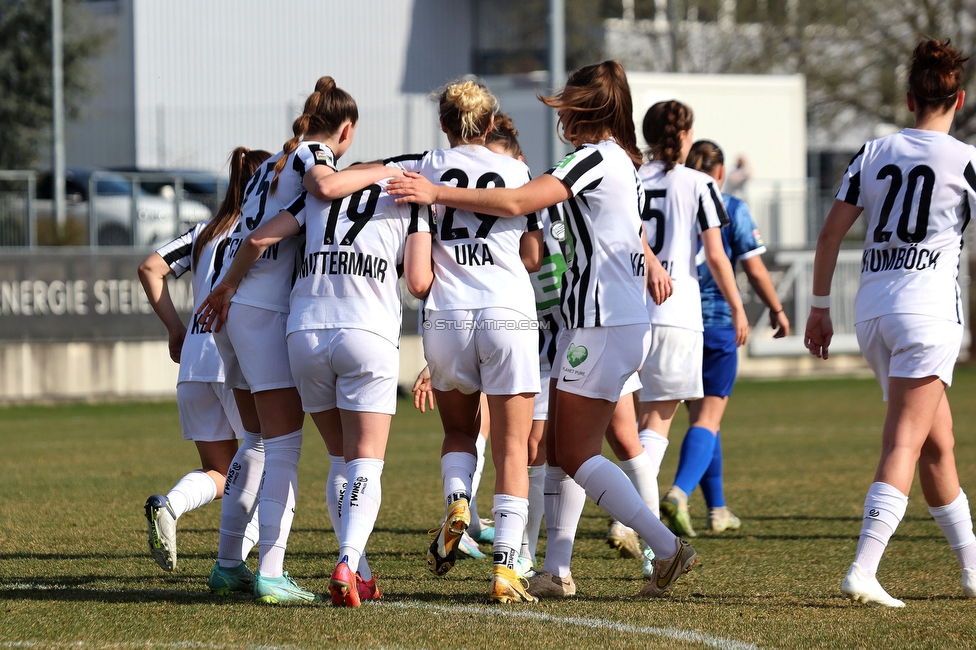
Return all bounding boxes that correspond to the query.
[806,39,976,607]
[390,61,695,600]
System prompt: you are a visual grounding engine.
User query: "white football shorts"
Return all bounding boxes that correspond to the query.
[423,307,541,396]
[533,370,551,421]
[638,324,704,402]
[855,313,963,401]
[221,303,296,393]
[551,323,651,402]
[287,328,399,415]
[176,381,244,442]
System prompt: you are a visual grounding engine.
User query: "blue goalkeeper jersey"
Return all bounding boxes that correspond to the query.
[698,194,766,328]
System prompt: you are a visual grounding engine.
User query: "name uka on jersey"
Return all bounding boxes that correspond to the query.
[298,250,390,283]
[454,242,495,266]
[861,245,941,273]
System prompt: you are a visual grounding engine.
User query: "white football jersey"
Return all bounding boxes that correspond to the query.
[838,128,976,325]
[286,179,433,346]
[217,141,335,312]
[388,145,539,320]
[638,161,729,331]
[155,222,231,384]
[533,204,567,373]
[546,139,648,329]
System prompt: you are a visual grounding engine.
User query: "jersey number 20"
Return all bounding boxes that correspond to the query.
[872,164,934,244]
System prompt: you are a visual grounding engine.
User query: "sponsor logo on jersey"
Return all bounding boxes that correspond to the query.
[861,246,941,273]
[550,220,566,241]
[557,153,577,169]
[566,343,588,367]
[753,229,764,246]
[298,250,389,283]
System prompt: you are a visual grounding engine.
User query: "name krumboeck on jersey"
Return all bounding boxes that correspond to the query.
[861,245,942,273]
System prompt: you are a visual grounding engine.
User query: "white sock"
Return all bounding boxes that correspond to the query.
[327,455,347,547]
[217,430,264,567]
[928,489,976,570]
[525,464,546,560]
[618,451,660,519]
[492,493,528,570]
[242,503,260,560]
[469,435,487,531]
[338,458,384,576]
[854,481,908,575]
[441,451,476,507]
[257,429,303,578]
[639,428,669,478]
[541,466,586,578]
[167,470,217,519]
[574,455,676,558]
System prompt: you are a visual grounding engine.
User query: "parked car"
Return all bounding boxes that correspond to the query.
[109,167,228,214]
[35,168,213,247]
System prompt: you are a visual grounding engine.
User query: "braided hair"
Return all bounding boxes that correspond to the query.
[643,100,693,173]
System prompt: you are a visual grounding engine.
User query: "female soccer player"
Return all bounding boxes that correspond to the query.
[140,147,270,576]
[388,81,543,604]
[201,166,433,606]
[634,101,748,546]
[662,139,789,537]
[199,76,371,604]
[486,113,563,575]
[805,38,976,607]
[388,60,696,599]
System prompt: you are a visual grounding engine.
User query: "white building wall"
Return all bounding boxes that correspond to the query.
[69,0,474,173]
[628,72,808,246]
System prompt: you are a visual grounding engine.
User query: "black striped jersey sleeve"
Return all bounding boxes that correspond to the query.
[547,146,604,196]
[837,144,866,206]
[407,202,434,235]
[154,228,195,278]
[384,152,426,173]
[696,179,730,232]
[294,143,337,178]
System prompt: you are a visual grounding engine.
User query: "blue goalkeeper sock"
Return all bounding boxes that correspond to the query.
[673,426,717,497]
[699,431,725,508]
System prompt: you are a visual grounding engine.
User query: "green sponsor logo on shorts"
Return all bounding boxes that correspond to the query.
[566,343,588,368]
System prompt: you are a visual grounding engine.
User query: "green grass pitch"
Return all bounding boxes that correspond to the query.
[2,369,976,649]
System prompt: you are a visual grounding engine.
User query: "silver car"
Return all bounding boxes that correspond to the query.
[36,168,213,247]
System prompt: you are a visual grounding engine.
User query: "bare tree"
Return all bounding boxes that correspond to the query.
[605,0,976,144]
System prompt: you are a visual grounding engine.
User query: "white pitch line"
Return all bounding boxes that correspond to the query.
[384,601,762,650]
[0,585,760,650]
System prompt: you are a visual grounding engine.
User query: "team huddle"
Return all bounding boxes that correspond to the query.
[138,38,976,609]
